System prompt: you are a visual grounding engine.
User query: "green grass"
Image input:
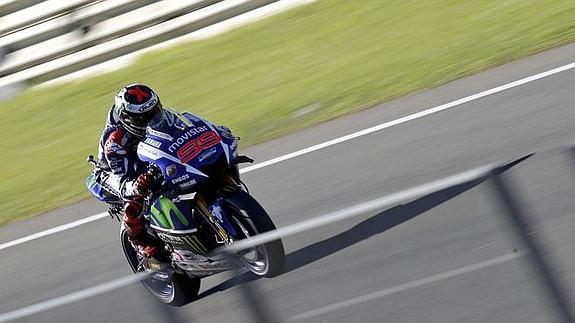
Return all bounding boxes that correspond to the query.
[1,0,575,226]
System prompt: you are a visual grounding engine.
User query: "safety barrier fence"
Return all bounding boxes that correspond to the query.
[1,151,574,322]
[0,0,280,95]
[0,0,49,18]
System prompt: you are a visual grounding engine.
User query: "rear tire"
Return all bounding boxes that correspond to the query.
[224,190,285,277]
[120,228,201,306]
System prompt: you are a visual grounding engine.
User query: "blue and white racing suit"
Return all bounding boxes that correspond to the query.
[93,108,148,200]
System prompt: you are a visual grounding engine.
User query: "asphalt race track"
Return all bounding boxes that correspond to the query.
[3,43,575,323]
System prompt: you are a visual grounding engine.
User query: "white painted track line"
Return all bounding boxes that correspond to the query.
[0,271,150,323]
[288,251,527,322]
[2,60,575,251]
[0,212,108,251]
[240,62,575,173]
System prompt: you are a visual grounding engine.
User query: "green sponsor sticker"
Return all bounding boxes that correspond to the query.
[150,196,189,229]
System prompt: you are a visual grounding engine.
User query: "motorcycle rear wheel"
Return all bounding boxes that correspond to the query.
[120,228,201,306]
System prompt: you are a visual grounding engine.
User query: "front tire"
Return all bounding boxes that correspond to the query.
[224,190,285,277]
[120,228,201,306]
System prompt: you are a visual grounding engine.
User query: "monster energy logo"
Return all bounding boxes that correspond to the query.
[182,235,208,254]
[150,196,209,254]
[150,196,189,229]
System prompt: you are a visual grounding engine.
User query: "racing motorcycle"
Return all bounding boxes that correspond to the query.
[86,111,285,305]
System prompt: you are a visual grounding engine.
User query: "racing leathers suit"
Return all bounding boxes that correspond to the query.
[95,108,159,257]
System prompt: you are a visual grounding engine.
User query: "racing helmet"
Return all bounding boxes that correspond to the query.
[114,84,162,137]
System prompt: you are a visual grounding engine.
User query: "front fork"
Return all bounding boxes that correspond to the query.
[195,194,232,244]
[193,173,240,244]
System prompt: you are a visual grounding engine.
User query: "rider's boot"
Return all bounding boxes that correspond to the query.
[123,198,165,259]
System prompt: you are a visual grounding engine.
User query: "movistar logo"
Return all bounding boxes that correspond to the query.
[168,126,209,153]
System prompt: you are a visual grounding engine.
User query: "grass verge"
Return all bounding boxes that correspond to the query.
[1,0,575,226]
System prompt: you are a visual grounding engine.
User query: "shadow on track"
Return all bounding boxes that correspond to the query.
[197,154,532,300]
[197,178,485,300]
[281,178,484,273]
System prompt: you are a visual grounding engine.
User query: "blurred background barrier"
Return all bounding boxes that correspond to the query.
[0,0,49,17]
[0,0,279,93]
[2,153,574,322]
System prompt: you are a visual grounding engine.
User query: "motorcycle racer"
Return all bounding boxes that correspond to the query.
[85,84,285,304]
[93,83,164,258]
[90,83,230,259]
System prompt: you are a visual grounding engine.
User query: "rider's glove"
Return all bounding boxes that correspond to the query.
[133,173,153,197]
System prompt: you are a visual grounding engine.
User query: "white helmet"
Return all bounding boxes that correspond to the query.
[114,84,162,136]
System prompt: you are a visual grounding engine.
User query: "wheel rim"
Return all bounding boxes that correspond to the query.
[145,271,175,300]
[230,213,269,275]
[122,231,175,302]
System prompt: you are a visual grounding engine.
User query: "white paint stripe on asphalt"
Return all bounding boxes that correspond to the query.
[0,212,108,251]
[3,60,575,251]
[0,272,150,323]
[288,251,527,322]
[223,164,494,253]
[240,61,575,173]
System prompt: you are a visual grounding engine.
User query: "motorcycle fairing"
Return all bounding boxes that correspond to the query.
[136,110,237,192]
[148,196,196,232]
[136,109,240,241]
[86,173,119,203]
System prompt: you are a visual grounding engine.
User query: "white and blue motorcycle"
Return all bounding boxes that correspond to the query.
[87,110,285,305]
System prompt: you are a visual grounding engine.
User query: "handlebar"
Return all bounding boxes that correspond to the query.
[86,155,97,166]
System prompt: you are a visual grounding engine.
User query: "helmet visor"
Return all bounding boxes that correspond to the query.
[119,103,162,136]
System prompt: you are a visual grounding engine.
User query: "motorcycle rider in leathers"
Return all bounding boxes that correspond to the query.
[94,83,227,259]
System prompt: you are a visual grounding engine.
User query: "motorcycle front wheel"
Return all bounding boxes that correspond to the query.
[120,228,201,306]
[223,190,285,277]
